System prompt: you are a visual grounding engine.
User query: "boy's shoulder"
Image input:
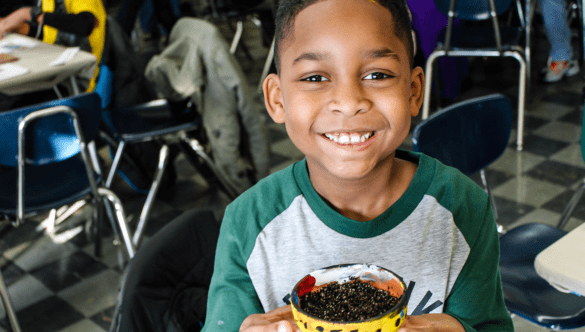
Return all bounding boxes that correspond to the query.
[223,160,305,221]
[411,150,490,210]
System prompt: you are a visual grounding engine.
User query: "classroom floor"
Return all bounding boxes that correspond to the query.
[1,13,585,332]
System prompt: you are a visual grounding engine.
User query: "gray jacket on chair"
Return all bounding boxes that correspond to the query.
[145,18,270,194]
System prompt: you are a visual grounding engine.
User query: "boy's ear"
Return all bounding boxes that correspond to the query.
[263,73,286,124]
[409,66,425,117]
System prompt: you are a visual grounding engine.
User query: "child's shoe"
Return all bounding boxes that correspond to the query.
[541,58,580,83]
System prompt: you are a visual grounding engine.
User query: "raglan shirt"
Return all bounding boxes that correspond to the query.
[202,150,513,332]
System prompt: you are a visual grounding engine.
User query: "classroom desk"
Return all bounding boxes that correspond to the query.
[0,34,96,96]
[534,222,585,297]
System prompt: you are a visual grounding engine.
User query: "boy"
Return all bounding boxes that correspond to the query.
[203,0,514,331]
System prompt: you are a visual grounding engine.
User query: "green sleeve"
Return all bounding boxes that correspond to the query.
[444,191,514,332]
[202,204,264,331]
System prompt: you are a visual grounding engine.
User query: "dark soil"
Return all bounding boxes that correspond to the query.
[299,278,399,321]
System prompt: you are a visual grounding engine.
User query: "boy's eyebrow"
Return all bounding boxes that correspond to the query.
[292,48,400,65]
[363,48,400,60]
[293,52,330,65]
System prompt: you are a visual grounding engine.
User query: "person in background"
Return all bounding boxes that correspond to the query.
[539,0,580,82]
[0,0,106,92]
[115,0,181,38]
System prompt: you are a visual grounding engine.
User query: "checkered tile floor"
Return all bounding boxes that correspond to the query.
[2,15,585,332]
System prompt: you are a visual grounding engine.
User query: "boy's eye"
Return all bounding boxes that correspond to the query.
[302,75,329,82]
[364,72,391,80]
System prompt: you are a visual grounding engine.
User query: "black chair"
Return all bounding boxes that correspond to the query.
[109,208,219,332]
[499,223,585,329]
[421,0,527,151]
[413,94,512,233]
[413,92,585,329]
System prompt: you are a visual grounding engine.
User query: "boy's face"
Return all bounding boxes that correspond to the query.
[264,0,424,182]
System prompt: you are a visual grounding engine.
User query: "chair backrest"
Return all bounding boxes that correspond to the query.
[0,92,102,167]
[95,63,114,110]
[412,94,512,176]
[434,0,514,20]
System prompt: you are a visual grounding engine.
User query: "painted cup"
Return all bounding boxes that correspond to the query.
[291,263,409,332]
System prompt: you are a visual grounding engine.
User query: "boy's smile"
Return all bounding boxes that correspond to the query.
[264,0,424,200]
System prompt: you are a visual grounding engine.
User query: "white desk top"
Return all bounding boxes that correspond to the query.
[535,222,585,296]
[0,34,96,95]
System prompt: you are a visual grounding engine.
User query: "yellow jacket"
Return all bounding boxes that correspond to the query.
[40,0,106,91]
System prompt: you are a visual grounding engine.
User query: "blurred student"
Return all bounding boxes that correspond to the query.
[539,0,580,82]
[0,0,105,110]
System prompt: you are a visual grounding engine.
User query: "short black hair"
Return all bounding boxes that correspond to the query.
[273,0,414,73]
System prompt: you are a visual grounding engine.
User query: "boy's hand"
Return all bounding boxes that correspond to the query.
[240,305,301,332]
[398,313,465,331]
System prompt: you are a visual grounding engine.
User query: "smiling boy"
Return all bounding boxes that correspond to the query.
[202,0,513,331]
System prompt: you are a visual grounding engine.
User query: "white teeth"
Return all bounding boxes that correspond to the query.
[324,132,374,144]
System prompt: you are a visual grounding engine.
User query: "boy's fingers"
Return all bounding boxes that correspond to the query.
[278,320,303,332]
[241,320,299,332]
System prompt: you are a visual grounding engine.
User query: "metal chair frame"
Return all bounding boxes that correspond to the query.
[101,99,240,248]
[0,102,135,332]
[422,0,527,151]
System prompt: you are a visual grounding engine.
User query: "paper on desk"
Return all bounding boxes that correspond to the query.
[0,36,37,54]
[50,47,80,66]
[0,63,29,82]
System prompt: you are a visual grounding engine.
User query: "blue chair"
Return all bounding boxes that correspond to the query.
[421,0,527,151]
[499,223,585,329]
[413,93,512,233]
[413,93,585,329]
[96,64,239,248]
[95,16,242,249]
[0,93,136,332]
[497,85,585,330]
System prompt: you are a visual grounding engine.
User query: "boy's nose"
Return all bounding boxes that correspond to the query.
[327,80,371,116]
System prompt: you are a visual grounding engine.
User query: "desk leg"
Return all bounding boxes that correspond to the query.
[70,76,80,95]
[582,0,585,80]
[53,85,63,99]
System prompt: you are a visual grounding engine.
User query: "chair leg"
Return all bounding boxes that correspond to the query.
[422,51,443,119]
[100,132,153,189]
[98,188,135,259]
[132,145,170,248]
[257,36,275,94]
[105,141,126,188]
[433,61,443,110]
[557,178,585,230]
[230,20,244,55]
[92,198,103,258]
[0,271,21,332]
[179,135,240,199]
[510,51,526,151]
[480,169,504,234]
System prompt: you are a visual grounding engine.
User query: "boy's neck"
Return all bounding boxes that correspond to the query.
[307,152,417,222]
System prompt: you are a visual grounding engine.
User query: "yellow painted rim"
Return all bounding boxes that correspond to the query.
[291,264,409,332]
